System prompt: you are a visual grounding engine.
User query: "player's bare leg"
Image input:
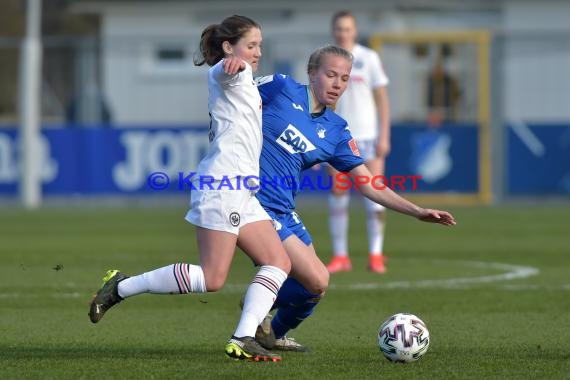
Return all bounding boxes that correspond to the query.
[226,220,290,361]
[89,228,236,323]
[285,237,329,296]
[88,228,234,323]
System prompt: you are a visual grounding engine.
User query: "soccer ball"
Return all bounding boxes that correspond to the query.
[377,312,430,363]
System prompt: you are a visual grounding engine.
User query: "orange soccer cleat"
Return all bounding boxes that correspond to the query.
[326,256,352,273]
[368,254,386,274]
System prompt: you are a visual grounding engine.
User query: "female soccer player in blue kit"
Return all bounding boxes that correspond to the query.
[252,45,456,351]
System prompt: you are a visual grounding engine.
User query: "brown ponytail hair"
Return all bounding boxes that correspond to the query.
[194,15,260,67]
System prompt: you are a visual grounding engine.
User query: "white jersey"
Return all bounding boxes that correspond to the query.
[194,60,263,181]
[335,44,389,141]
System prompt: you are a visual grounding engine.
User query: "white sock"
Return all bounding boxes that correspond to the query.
[328,194,350,257]
[233,265,287,338]
[117,263,206,298]
[366,211,385,255]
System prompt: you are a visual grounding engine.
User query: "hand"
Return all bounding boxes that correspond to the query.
[376,139,391,157]
[417,208,456,226]
[311,163,322,171]
[223,57,246,75]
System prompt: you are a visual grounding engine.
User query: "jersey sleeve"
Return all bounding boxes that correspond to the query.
[328,127,365,172]
[255,74,287,104]
[369,51,390,89]
[210,59,250,85]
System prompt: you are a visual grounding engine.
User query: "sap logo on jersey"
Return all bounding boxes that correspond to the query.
[277,124,316,154]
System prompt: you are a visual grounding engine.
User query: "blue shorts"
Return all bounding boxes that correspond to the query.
[265,209,312,246]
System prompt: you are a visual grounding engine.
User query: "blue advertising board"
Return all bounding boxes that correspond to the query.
[0,124,481,196]
[0,127,210,195]
[301,123,479,195]
[507,124,570,195]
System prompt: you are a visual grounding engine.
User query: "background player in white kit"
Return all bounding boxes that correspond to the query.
[326,10,392,274]
[88,15,290,363]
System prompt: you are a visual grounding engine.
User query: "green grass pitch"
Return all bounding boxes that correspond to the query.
[1,201,569,379]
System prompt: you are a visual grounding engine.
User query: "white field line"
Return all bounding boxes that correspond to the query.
[0,260,543,299]
[333,260,540,290]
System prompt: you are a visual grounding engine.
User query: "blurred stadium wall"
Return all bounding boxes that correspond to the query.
[0,0,568,204]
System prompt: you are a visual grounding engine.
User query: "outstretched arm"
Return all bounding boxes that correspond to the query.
[211,57,247,82]
[350,164,456,226]
[222,56,246,75]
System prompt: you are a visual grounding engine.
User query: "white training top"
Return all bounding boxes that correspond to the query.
[194,60,263,182]
[335,44,389,141]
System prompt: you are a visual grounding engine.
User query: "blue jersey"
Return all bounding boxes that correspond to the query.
[256,74,364,214]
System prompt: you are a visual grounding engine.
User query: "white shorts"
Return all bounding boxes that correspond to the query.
[185,188,270,235]
[357,138,379,162]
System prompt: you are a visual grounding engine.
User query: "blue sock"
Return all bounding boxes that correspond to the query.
[272,277,321,339]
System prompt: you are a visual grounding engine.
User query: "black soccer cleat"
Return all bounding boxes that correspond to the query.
[89,269,128,323]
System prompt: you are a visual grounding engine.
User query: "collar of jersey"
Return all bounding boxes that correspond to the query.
[306,85,312,112]
[306,85,326,118]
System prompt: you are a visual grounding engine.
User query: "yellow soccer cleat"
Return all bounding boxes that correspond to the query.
[225,336,282,362]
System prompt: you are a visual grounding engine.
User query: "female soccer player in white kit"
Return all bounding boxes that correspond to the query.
[88,15,290,363]
[326,10,392,274]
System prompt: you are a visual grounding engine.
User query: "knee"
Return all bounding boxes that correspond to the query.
[203,275,225,292]
[253,252,291,274]
[274,255,291,274]
[305,269,330,295]
[314,271,330,295]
